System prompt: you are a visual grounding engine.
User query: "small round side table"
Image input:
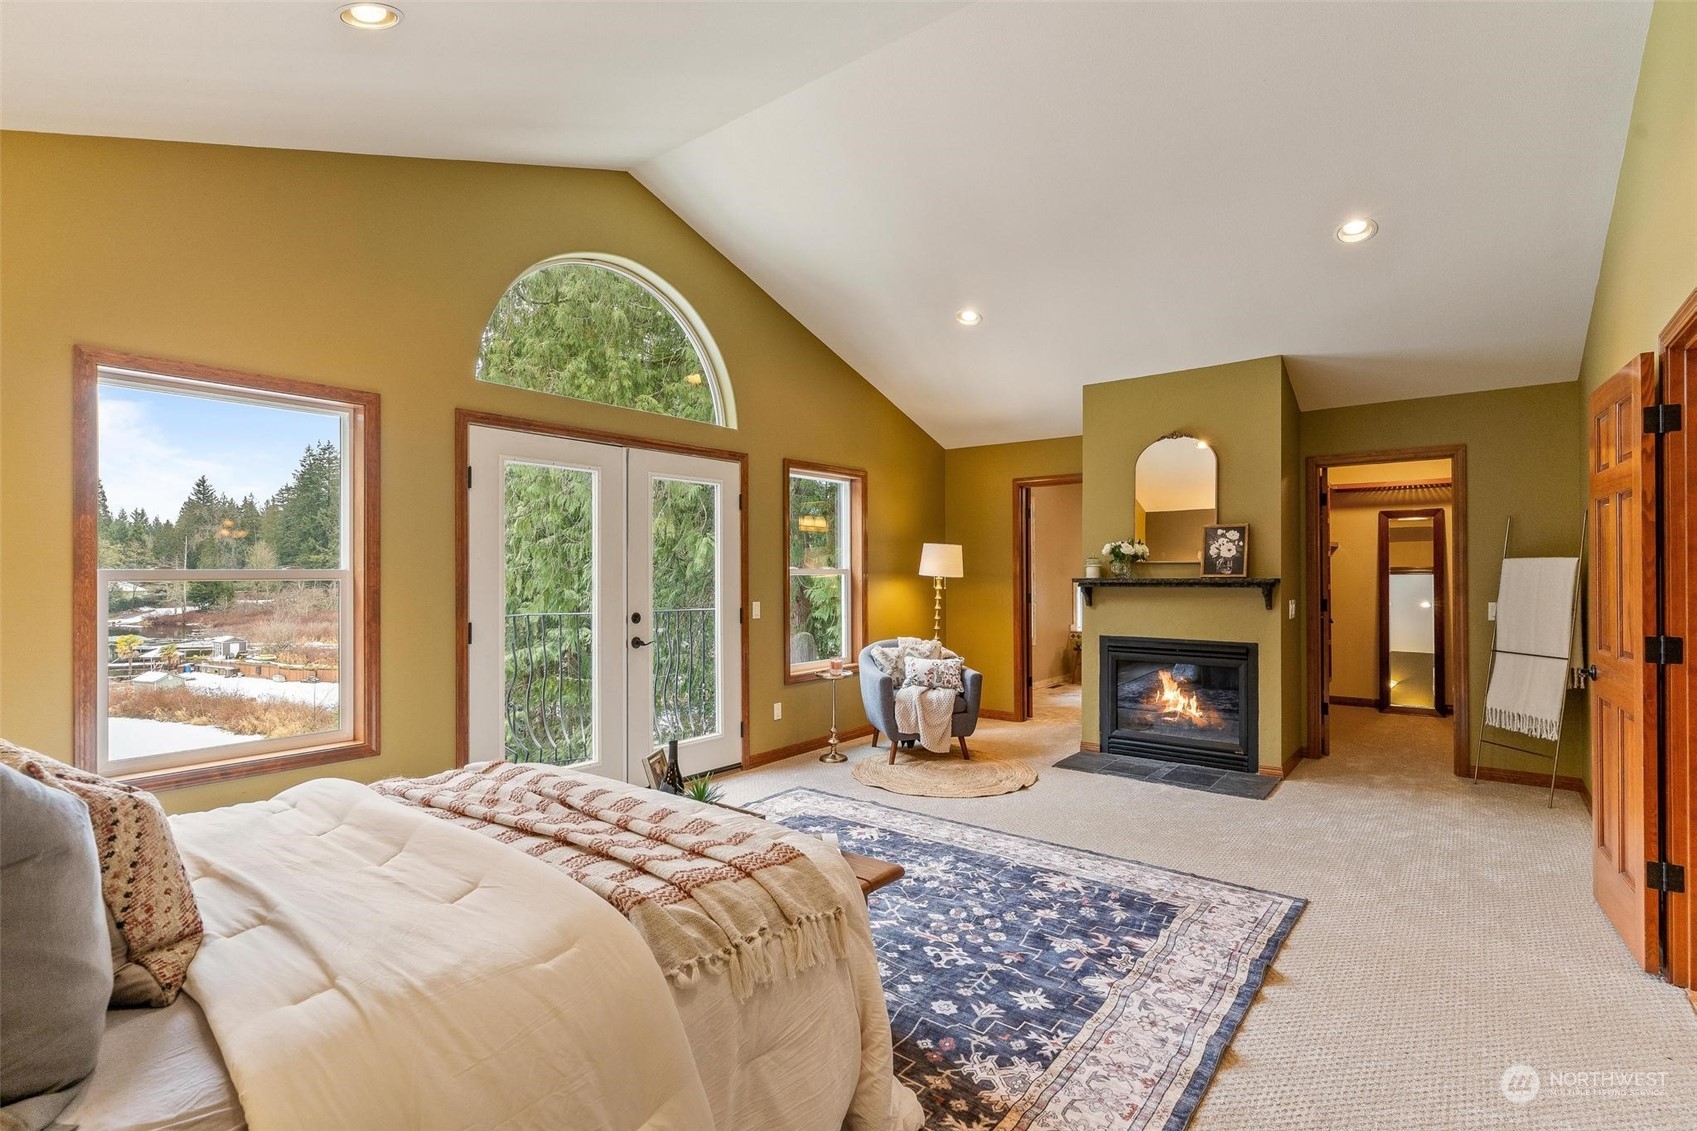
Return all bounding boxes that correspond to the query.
[816,669,853,763]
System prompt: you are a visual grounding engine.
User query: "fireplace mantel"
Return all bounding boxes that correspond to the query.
[1076,576,1281,610]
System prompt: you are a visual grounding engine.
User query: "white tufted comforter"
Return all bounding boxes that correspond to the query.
[170,778,714,1131]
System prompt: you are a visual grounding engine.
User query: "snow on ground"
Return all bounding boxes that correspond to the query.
[181,670,339,708]
[108,717,245,758]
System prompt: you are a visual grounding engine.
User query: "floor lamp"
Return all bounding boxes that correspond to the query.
[919,543,964,643]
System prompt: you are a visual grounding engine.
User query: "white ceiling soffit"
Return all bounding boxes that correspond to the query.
[638,2,1651,447]
[0,1,959,170]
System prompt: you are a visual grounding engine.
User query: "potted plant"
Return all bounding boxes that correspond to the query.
[683,772,724,805]
[1103,540,1150,577]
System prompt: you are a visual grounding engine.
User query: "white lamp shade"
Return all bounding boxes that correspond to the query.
[919,542,964,578]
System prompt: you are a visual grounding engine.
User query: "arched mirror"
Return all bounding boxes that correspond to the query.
[1133,434,1218,564]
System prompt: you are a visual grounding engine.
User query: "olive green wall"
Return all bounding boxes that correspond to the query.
[1579,0,1697,396]
[941,436,1083,716]
[1081,357,1299,770]
[0,132,943,812]
[1300,382,1587,781]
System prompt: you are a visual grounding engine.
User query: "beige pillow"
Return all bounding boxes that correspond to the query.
[0,742,203,1007]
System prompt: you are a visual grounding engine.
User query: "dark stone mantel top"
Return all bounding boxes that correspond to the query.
[1075,576,1282,610]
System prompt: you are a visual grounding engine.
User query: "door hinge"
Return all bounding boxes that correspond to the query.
[1319,488,1329,506]
[738,493,743,511]
[467,622,473,646]
[740,722,745,738]
[1644,404,1683,434]
[1321,701,1330,716]
[1648,861,1686,893]
[466,465,473,489]
[739,608,744,625]
[1646,635,1685,665]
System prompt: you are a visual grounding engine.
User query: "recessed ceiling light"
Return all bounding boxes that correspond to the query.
[955,309,982,326]
[1336,217,1378,243]
[1195,439,1209,450]
[339,3,402,30]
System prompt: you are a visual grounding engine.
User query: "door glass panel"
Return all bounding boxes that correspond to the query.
[650,478,719,745]
[503,461,595,764]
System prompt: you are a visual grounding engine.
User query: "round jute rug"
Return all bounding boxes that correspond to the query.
[850,748,1037,798]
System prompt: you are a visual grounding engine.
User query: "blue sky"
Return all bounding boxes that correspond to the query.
[99,384,341,519]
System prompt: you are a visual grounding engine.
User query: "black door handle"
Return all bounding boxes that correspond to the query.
[631,636,653,649]
[1583,664,1600,681]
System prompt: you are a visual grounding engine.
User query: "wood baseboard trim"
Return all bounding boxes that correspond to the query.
[1470,765,1589,799]
[1080,739,1101,752]
[979,708,1018,722]
[1257,746,1306,779]
[746,724,874,769]
[1328,695,1378,708]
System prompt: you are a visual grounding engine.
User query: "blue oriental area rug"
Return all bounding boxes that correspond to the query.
[754,789,1305,1131]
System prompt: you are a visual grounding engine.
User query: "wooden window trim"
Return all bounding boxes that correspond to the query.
[784,460,868,684]
[72,346,381,790]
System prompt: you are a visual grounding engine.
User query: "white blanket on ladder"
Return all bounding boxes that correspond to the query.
[894,685,958,753]
[1484,556,1578,741]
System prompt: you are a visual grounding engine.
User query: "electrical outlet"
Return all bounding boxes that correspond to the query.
[1488,602,1498,621]
[773,702,783,721]
[1287,599,1296,620]
[751,600,762,620]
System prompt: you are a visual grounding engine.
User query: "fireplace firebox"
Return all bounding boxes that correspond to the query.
[1098,636,1257,773]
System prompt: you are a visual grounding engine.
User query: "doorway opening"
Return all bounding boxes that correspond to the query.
[1305,449,1469,773]
[1013,475,1084,725]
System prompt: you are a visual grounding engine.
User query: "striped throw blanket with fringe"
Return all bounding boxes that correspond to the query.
[372,762,846,1000]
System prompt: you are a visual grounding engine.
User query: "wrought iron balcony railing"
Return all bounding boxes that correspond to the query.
[504,608,717,765]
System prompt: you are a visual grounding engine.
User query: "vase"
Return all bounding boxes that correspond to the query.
[1109,559,1131,579]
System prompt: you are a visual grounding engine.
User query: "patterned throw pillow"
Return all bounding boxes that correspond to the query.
[902,657,966,692]
[0,741,203,1007]
[870,645,904,681]
[873,638,945,685]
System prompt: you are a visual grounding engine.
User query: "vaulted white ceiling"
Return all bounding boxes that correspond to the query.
[2,2,1651,447]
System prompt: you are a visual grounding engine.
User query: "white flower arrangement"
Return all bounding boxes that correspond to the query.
[1103,540,1150,564]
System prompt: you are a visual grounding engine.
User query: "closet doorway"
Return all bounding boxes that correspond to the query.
[1012,475,1084,723]
[1304,448,1469,771]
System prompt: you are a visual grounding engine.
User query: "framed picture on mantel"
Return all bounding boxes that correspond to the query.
[1202,524,1249,577]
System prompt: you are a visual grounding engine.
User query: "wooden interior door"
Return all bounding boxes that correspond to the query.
[1587,353,1658,972]
[1317,467,1334,756]
[1659,290,1697,997]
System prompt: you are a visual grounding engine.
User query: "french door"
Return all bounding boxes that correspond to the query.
[466,424,742,782]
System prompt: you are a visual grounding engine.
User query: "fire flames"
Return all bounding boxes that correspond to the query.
[1156,670,1206,725]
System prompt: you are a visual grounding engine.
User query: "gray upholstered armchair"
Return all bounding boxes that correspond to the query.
[858,640,983,763]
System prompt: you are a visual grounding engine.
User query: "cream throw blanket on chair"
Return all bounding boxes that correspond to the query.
[893,685,958,753]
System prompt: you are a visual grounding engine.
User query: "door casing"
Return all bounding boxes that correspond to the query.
[1012,473,1084,722]
[455,409,750,772]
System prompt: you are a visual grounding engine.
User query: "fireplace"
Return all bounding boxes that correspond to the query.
[1098,636,1257,773]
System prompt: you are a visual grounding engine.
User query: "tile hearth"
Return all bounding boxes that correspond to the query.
[1055,751,1279,800]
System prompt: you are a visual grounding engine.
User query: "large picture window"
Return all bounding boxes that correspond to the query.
[73,348,380,788]
[786,461,866,681]
[476,254,734,427]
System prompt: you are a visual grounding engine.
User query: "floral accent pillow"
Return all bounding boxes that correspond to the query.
[902,657,966,692]
[874,638,945,684]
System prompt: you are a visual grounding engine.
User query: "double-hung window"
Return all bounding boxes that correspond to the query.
[73,348,380,789]
[785,461,866,680]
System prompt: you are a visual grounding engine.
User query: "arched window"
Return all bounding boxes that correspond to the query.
[476,254,733,426]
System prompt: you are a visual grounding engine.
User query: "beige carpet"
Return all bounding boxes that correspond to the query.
[720,688,1697,1130]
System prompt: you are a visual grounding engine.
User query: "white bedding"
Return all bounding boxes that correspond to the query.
[170,778,715,1131]
[63,780,920,1131]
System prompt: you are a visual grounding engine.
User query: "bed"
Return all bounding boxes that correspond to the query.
[45,767,923,1131]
